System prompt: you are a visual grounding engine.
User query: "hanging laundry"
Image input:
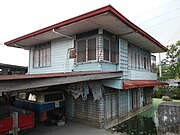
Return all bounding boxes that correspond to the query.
[66,82,89,100]
[89,81,103,101]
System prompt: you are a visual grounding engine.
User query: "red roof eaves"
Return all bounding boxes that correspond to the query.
[108,6,168,51]
[123,80,168,90]
[4,5,167,51]
[4,5,111,46]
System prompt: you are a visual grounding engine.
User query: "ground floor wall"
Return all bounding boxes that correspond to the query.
[65,86,153,128]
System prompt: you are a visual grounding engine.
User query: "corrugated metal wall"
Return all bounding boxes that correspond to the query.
[119,38,128,79]
[65,88,131,128]
[129,89,141,112]
[119,90,128,117]
[65,83,151,128]
[65,93,104,127]
[103,92,118,125]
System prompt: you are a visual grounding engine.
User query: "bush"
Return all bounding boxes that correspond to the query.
[171,86,180,99]
[153,86,180,99]
[153,86,167,98]
[162,96,172,101]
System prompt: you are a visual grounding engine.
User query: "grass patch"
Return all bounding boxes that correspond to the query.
[153,98,180,109]
[141,98,180,118]
[153,98,164,109]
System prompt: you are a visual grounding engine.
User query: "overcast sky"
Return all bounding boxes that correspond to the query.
[0,0,180,66]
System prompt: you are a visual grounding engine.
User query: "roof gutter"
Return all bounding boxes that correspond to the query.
[108,7,168,51]
[52,29,74,40]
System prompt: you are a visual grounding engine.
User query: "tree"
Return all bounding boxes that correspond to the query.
[160,40,180,80]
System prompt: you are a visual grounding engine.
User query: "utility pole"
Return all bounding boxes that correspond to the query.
[159,53,162,78]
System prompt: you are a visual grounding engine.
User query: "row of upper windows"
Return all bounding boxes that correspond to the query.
[32,35,119,68]
[128,43,151,70]
[32,32,150,69]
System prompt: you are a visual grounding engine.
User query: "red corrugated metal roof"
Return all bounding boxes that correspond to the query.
[123,79,168,89]
[4,5,167,51]
[0,71,122,81]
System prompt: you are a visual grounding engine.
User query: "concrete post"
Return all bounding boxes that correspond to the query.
[12,112,19,135]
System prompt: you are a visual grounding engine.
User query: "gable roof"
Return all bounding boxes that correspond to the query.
[4,5,167,53]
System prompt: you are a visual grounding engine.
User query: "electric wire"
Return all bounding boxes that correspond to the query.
[134,0,178,19]
[144,14,180,30]
[165,30,180,44]
[138,7,180,25]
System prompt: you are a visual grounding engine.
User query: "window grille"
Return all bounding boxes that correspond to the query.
[77,39,86,62]
[88,38,96,61]
[46,46,51,66]
[144,57,147,69]
[103,38,110,61]
[138,54,140,69]
[76,37,96,63]
[135,53,137,69]
[33,49,39,68]
[111,40,117,63]
[76,35,118,63]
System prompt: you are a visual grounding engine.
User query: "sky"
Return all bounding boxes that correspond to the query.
[0,0,180,66]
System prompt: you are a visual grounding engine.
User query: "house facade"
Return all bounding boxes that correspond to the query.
[4,5,168,128]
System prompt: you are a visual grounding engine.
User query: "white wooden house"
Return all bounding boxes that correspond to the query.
[2,5,168,128]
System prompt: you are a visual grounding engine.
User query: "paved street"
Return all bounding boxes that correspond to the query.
[21,121,120,135]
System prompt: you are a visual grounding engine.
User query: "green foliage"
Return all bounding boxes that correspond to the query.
[153,86,166,98]
[171,86,180,99]
[153,86,180,99]
[160,40,180,80]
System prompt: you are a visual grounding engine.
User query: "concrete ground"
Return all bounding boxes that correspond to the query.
[21,121,121,135]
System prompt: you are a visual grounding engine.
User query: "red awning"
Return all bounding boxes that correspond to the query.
[123,80,168,90]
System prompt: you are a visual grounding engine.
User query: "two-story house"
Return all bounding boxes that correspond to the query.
[2,5,168,128]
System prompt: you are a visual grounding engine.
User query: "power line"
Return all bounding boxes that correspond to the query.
[138,7,180,25]
[165,30,180,44]
[144,14,180,30]
[134,0,178,19]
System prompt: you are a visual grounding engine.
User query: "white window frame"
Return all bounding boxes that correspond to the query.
[103,37,110,62]
[33,42,51,68]
[76,36,97,63]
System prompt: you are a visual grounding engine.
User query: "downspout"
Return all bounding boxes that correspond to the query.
[28,49,31,74]
[52,29,75,73]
